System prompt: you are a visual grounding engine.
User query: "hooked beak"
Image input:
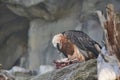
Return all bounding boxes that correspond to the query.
[57,43,61,51]
[56,43,62,54]
[56,43,67,58]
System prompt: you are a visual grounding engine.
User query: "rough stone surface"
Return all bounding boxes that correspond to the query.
[0,3,29,69]
[1,0,120,70]
[1,0,44,7]
[31,59,97,80]
[0,59,96,80]
[5,0,83,21]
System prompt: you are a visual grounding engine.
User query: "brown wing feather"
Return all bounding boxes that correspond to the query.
[62,30,101,58]
[59,35,74,56]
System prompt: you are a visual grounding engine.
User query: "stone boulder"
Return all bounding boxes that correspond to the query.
[31,59,97,80]
[1,0,120,70]
[0,59,97,80]
[0,3,29,69]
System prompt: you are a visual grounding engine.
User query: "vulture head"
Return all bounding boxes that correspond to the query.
[52,33,63,52]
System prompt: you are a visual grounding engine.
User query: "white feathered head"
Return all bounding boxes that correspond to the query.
[52,33,63,50]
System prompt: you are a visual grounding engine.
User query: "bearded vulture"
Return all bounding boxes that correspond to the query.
[52,30,101,61]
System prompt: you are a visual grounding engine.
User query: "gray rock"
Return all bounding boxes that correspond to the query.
[1,0,44,7]
[3,0,83,20]
[0,59,96,80]
[1,0,120,70]
[0,3,29,69]
[0,70,15,80]
[31,59,97,80]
